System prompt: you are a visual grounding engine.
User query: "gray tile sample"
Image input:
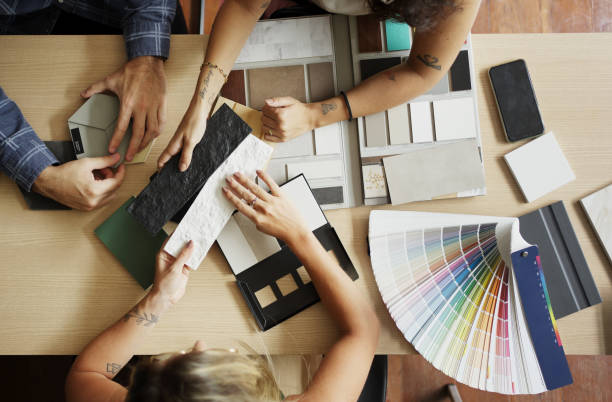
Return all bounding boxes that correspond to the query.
[518,201,602,319]
[365,111,387,147]
[128,105,252,234]
[426,74,450,95]
[450,50,471,91]
[312,186,344,205]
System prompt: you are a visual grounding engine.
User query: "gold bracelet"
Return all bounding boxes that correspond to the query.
[201,61,228,81]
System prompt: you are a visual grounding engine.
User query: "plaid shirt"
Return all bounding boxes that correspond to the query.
[0,0,175,191]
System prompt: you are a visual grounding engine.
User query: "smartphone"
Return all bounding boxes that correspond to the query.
[488,59,544,142]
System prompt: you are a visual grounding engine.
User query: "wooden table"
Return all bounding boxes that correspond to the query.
[0,34,610,355]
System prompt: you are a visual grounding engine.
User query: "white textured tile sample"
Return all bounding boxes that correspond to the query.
[286,159,343,180]
[410,101,433,143]
[165,135,274,268]
[581,183,612,264]
[433,97,477,141]
[233,213,281,261]
[281,175,328,231]
[216,217,258,275]
[314,123,342,155]
[364,111,387,147]
[272,132,314,158]
[387,104,411,145]
[504,132,575,202]
[362,164,388,198]
[236,16,333,63]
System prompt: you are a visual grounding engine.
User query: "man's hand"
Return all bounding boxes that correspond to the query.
[32,154,126,211]
[81,56,167,162]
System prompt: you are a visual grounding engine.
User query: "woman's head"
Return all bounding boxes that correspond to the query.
[126,345,282,402]
[367,0,461,31]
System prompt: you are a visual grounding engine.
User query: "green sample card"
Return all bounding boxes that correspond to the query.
[385,20,411,51]
[95,197,167,289]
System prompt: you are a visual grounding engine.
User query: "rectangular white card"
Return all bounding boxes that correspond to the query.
[314,123,342,155]
[581,183,612,264]
[387,104,411,145]
[409,101,433,143]
[286,159,343,180]
[433,97,477,141]
[272,132,314,158]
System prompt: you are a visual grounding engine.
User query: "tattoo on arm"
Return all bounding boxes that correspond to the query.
[417,54,442,70]
[106,362,122,375]
[321,103,337,115]
[124,308,159,327]
[197,69,214,102]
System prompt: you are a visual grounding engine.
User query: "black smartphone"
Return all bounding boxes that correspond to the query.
[488,59,544,142]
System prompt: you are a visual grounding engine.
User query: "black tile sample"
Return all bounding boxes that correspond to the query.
[360,57,402,81]
[312,186,344,205]
[18,141,76,210]
[450,50,471,91]
[518,201,602,319]
[127,104,252,234]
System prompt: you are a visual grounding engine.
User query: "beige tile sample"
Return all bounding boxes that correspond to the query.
[365,111,387,147]
[387,103,411,145]
[308,62,336,102]
[248,65,306,110]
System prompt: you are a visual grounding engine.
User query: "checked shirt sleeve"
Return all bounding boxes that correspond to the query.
[121,0,176,60]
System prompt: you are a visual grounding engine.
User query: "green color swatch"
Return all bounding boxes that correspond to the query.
[385,20,411,51]
[95,197,167,289]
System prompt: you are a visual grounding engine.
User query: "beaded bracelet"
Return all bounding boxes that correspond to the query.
[201,61,228,81]
[340,91,353,122]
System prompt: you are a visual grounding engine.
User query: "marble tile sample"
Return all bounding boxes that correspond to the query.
[272,132,314,158]
[164,135,274,269]
[248,65,306,111]
[450,50,471,91]
[387,103,411,145]
[220,70,246,105]
[362,164,388,199]
[581,183,612,263]
[286,159,343,180]
[314,123,342,155]
[433,97,477,141]
[128,105,251,234]
[410,101,433,143]
[308,62,336,102]
[504,132,575,202]
[365,111,387,147]
[357,15,382,53]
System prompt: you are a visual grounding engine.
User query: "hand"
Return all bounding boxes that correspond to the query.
[262,97,315,142]
[81,56,167,162]
[152,240,194,307]
[222,170,310,244]
[32,154,126,211]
[157,97,207,171]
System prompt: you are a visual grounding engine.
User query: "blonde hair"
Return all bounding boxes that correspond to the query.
[125,348,283,402]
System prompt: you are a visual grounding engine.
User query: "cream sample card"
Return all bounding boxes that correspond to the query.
[581,183,612,264]
[362,164,388,198]
[433,97,477,141]
[314,123,342,155]
[287,159,343,180]
[383,139,485,205]
[410,101,433,143]
[504,132,575,202]
[387,104,411,145]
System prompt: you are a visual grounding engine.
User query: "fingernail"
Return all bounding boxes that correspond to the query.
[225,177,233,184]
[180,164,187,171]
[256,170,262,175]
[234,172,242,178]
[222,186,228,192]
[109,147,116,153]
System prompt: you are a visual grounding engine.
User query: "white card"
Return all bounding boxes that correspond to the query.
[272,132,314,158]
[286,159,343,180]
[580,183,612,264]
[433,97,477,141]
[504,132,575,202]
[387,104,411,145]
[280,175,328,231]
[410,101,433,143]
[314,123,342,155]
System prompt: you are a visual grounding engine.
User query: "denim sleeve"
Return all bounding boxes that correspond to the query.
[121,0,176,60]
[0,87,58,191]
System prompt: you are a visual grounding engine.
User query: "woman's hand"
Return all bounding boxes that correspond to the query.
[222,170,310,244]
[151,240,194,307]
[262,97,316,143]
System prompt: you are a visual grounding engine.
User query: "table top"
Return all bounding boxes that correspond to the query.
[0,34,610,355]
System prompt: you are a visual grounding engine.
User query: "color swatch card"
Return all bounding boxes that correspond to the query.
[368,210,572,394]
[581,183,612,265]
[504,132,575,202]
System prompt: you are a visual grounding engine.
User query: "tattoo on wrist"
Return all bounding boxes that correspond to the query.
[106,362,122,375]
[321,103,337,115]
[417,54,441,70]
[198,69,214,102]
[124,308,159,327]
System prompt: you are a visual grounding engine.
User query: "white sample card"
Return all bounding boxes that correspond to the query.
[280,175,328,231]
[216,217,259,275]
[581,183,612,264]
[504,132,575,202]
[314,123,342,155]
[433,97,477,141]
[272,132,314,158]
[165,135,274,269]
[362,164,388,198]
[387,103,411,145]
[286,159,343,180]
[410,101,434,143]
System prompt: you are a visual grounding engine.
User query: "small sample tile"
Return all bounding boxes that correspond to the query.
[248,65,306,111]
[312,186,344,205]
[233,213,281,262]
[95,197,167,289]
[362,164,388,198]
[128,105,251,234]
[280,175,328,231]
[409,101,433,143]
[286,160,343,181]
[308,62,335,102]
[357,15,382,53]
[450,50,471,91]
[504,132,575,202]
[581,183,612,264]
[433,97,477,141]
[365,111,387,147]
[296,266,311,284]
[360,57,402,81]
[385,19,411,51]
[216,216,258,275]
[276,273,299,296]
[383,139,485,204]
[255,286,277,307]
[165,135,274,269]
[426,74,450,95]
[314,123,342,155]
[272,132,314,158]
[220,70,246,105]
[387,104,411,145]
[237,16,333,63]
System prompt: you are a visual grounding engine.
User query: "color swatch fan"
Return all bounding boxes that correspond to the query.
[368,210,572,394]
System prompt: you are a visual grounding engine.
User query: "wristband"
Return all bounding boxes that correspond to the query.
[340,91,353,122]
